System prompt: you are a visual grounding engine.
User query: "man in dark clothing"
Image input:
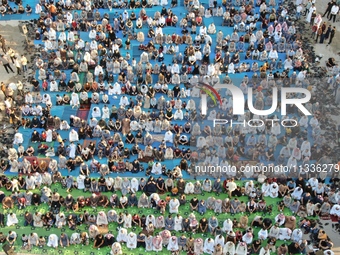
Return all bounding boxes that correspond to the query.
[0,36,6,53]
[0,55,14,74]
[288,242,301,254]
[323,0,336,18]
[327,27,336,46]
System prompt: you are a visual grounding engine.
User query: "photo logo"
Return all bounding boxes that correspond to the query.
[199,82,312,116]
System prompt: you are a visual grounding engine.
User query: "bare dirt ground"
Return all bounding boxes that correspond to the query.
[313,1,340,67]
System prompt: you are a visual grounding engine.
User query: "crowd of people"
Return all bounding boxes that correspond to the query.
[0,175,339,254]
[0,0,339,253]
[3,0,338,178]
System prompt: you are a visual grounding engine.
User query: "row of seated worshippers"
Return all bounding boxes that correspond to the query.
[0,176,337,254]
[33,0,301,83]
[32,0,298,82]
[0,229,320,255]
[9,135,192,177]
[3,174,340,218]
[36,33,301,83]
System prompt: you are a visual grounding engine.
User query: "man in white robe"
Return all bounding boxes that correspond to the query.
[291,187,303,200]
[77,175,85,190]
[222,219,233,233]
[242,232,253,244]
[47,234,58,248]
[203,238,215,254]
[42,172,52,186]
[168,236,179,252]
[28,232,39,249]
[112,82,122,94]
[269,183,279,198]
[278,228,292,240]
[116,228,128,243]
[291,229,302,242]
[308,177,318,189]
[235,242,247,255]
[146,215,155,226]
[269,225,280,238]
[174,215,182,231]
[60,120,70,130]
[69,142,76,159]
[258,228,268,240]
[123,213,132,228]
[174,109,183,120]
[46,129,53,142]
[197,136,207,149]
[306,4,316,23]
[69,129,79,142]
[94,64,103,77]
[92,107,101,118]
[126,232,137,249]
[102,106,110,119]
[119,96,129,107]
[7,213,18,226]
[151,162,162,175]
[111,242,122,255]
[275,213,286,226]
[70,233,81,245]
[330,204,340,217]
[152,235,163,252]
[164,130,174,143]
[13,132,23,145]
[70,92,80,108]
[130,178,139,193]
[169,198,180,213]
[130,120,141,132]
[223,241,235,255]
[34,172,42,188]
[261,182,271,197]
[184,182,194,194]
[96,211,108,227]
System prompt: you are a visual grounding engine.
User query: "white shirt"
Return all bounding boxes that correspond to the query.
[331,5,339,14]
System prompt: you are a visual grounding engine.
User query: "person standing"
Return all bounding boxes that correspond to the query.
[0,35,6,53]
[327,26,336,46]
[48,3,57,21]
[316,22,327,43]
[329,4,339,22]
[20,55,27,72]
[14,57,21,75]
[321,24,332,43]
[7,47,15,64]
[0,54,14,74]
[304,0,312,16]
[315,26,323,43]
[323,0,336,18]
[296,3,303,19]
[306,4,316,23]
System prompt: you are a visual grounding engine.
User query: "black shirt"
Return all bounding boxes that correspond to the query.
[190,199,199,207]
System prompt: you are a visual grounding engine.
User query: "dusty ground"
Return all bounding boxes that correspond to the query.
[0,20,30,122]
[313,1,340,67]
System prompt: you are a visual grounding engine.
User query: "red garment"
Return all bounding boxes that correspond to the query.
[71,21,77,29]
[41,132,47,141]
